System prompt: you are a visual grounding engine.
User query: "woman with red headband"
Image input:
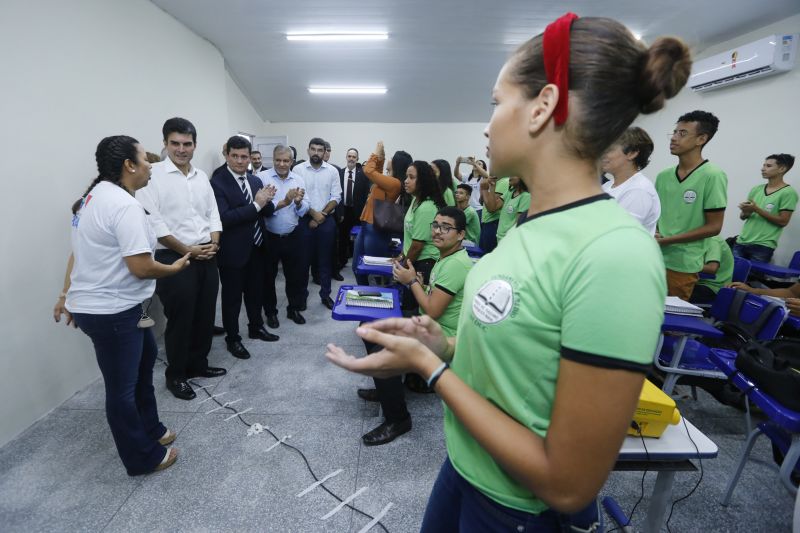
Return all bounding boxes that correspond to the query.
[327,14,691,531]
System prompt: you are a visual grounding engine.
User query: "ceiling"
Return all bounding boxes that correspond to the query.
[150,0,800,123]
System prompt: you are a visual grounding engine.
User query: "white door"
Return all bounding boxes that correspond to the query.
[252,136,288,169]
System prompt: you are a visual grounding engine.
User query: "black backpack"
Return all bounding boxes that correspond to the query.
[735,338,800,412]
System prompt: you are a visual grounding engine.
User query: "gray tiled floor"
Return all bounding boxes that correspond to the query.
[0,268,796,532]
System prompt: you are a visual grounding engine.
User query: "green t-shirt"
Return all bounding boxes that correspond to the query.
[496,189,531,242]
[403,198,440,262]
[445,196,665,514]
[737,183,798,249]
[444,188,456,206]
[464,206,481,244]
[655,161,728,273]
[425,248,474,336]
[696,236,734,293]
[481,178,510,223]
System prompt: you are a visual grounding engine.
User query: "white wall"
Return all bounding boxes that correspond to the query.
[0,0,266,446]
[635,14,800,265]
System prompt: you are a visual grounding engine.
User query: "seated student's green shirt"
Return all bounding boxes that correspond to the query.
[496,189,531,242]
[444,188,456,206]
[655,161,727,273]
[464,206,481,244]
[696,236,734,293]
[481,178,510,223]
[403,198,440,262]
[737,183,798,249]
[425,248,474,337]
[445,195,665,514]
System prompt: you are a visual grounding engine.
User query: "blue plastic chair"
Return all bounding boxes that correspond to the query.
[732,256,751,283]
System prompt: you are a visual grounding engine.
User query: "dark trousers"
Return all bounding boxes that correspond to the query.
[352,222,393,285]
[155,250,218,380]
[263,227,306,314]
[479,219,499,253]
[689,283,718,305]
[73,305,167,476]
[733,242,775,263]
[337,207,360,270]
[218,245,265,342]
[401,258,436,312]
[303,215,336,299]
[363,337,410,422]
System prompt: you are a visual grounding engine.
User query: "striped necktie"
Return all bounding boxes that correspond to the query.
[239,176,263,246]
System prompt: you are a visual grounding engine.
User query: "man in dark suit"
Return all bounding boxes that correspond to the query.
[210,136,279,360]
[250,150,267,173]
[335,148,370,274]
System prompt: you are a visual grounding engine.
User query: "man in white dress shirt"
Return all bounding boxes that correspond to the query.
[292,137,342,310]
[136,117,226,400]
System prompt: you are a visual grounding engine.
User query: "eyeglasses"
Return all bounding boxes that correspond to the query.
[430,222,456,234]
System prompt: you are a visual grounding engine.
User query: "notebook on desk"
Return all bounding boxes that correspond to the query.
[362,256,394,266]
[345,289,394,309]
[664,296,704,317]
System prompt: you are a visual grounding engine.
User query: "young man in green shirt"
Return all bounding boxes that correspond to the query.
[734,153,797,263]
[455,184,481,245]
[690,235,734,304]
[478,176,509,253]
[655,110,727,301]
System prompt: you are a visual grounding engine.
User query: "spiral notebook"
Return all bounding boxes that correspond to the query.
[664,296,704,317]
[345,289,394,309]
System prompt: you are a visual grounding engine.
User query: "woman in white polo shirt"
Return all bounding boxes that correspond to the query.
[53,136,189,476]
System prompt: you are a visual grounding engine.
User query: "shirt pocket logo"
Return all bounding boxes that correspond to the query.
[765,203,775,212]
[472,279,514,324]
[683,190,697,204]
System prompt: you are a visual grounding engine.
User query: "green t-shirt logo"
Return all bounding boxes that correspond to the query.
[472,279,514,324]
[765,203,775,212]
[683,190,697,204]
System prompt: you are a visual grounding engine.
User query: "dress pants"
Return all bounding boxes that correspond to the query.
[303,215,337,300]
[218,245,265,342]
[336,207,359,270]
[73,305,167,476]
[363,336,410,423]
[263,227,306,313]
[154,249,218,380]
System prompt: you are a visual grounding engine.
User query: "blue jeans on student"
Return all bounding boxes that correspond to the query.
[352,222,393,285]
[733,242,774,263]
[480,219,499,253]
[73,304,167,476]
[420,457,602,533]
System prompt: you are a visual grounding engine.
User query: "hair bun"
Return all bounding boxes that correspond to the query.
[637,37,692,114]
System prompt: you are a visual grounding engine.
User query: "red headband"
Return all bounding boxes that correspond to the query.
[542,12,579,126]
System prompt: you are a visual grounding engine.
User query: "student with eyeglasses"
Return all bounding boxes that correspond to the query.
[327,13,689,531]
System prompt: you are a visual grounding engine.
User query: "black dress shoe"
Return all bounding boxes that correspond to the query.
[226,340,251,359]
[249,326,279,342]
[357,388,379,402]
[298,302,307,311]
[212,325,225,336]
[332,272,344,281]
[188,366,227,378]
[287,309,306,324]
[321,296,335,310]
[362,418,412,446]
[266,313,279,329]
[166,379,196,400]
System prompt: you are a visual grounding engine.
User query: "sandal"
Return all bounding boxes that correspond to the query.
[153,447,178,472]
[158,429,176,446]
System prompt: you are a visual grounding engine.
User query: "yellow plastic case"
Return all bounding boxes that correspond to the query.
[627,379,682,438]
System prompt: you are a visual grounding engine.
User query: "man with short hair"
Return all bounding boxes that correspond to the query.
[292,138,342,310]
[323,140,341,171]
[136,117,226,400]
[455,183,481,245]
[335,148,369,274]
[250,150,266,173]
[258,145,310,326]
[734,153,797,263]
[211,136,279,361]
[655,110,728,301]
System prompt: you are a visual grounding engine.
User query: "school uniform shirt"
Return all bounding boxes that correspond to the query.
[601,172,661,236]
[444,187,456,207]
[696,236,734,293]
[444,195,665,514]
[736,183,798,249]
[425,248,474,336]
[66,182,156,314]
[403,198,440,262]
[655,161,728,273]
[463,206,481,245]
[496,189,531,243]
[480,177,510,224]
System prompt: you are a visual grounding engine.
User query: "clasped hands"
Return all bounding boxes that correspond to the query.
[738,201,756,216]
[254,184,277,208]
[392,257,422,286]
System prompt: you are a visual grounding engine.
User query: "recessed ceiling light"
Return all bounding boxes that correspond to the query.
[287,32,388,42]
[308,86,388,95]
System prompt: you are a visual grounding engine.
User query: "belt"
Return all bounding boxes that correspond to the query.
[267,229,297,239]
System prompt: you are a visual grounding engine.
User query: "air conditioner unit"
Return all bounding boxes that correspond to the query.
[689,34,797,92]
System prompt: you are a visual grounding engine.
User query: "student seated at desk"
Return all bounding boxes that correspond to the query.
[729,280,800,317]
[690,235,733,304]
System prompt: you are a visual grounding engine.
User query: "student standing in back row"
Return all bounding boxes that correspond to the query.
[655,110,727,301]
[733,153,797,263]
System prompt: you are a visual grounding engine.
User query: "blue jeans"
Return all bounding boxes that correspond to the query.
[421,457,602,533]
[733,242,774,263]
[73,305,167,476]
[352,222,392,285]
[305,215,337,299]
[480,219,499,253]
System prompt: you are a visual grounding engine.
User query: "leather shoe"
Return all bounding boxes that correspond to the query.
[332,272,344,281]
[212,325,225,336]
[321,296,335,310]
[357,388,379,402]
[249,326,279,342]
[166,379,196,400]
[266,313,279,329]
[188,366,227,378]
[362,418,412,446]
[226,340,251,359]
[287,309,306,325]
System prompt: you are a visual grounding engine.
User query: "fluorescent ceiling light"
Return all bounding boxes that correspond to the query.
[287,32,388,42]
[308,86,387,95]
